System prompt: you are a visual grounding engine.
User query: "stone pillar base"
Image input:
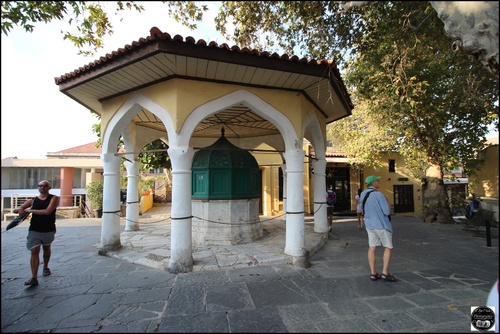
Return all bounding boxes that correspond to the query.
[192,198,262,246]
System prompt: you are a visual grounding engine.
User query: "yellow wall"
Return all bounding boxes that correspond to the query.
[100,78,320,142]
[139,193,154,215]
[362,152,423,217]
[471,144,499,198]
[349,168,363,211]
[98,78,329,217]
[253,146,283,216]
[254,143,314,216]
[304,144,313,214]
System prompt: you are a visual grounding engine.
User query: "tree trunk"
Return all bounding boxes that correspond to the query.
[422,164,454,224]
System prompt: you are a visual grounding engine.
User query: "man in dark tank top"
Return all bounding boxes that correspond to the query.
[14,180,59,286]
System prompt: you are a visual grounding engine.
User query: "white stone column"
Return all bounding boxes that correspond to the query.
[283,149,306,257]
[124,158,140,231]
[100,153,122,251]
[167,146,194,273]
[312,158,328,233]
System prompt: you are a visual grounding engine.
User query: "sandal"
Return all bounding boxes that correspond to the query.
[370,273,381,281]
[24,278,38,286]
[43,268,51,276]
[381,273,398,282]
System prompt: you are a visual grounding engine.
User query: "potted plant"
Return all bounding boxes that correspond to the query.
[86,180,104,218]
[139,177,155,196]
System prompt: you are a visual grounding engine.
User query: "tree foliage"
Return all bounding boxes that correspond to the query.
[85,179,103,210]
[2,1,498,223]
[166,1,498,79]
[3,2,496,75]
[139,139,171,172]
[167,1,499,223]
[328,2,498,223]
[1,1,144,56]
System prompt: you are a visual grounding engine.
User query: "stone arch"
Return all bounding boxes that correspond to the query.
[302,111,326,160]
[99,93,176,235]
[177,90,299,151]
[101,93,175,154]
[302,110,329,233]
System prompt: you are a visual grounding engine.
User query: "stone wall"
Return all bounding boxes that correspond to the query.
[192,198,262,246]
[56,206,81,219]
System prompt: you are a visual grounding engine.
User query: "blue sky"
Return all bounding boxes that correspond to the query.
[1,2,226,159]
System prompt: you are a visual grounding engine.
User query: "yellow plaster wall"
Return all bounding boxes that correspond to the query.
[362,152,423,217]
[303,144,312,214]
[100,79,321,141]
[139,193,154,215]
[253,146,283,216]
[302,97,327,136]
[98,78,325,218]
[349,170,363,211]
[100,80,178,139]
[470,144,499,198]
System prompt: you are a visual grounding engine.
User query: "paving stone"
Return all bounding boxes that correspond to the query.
[2,209,498,333]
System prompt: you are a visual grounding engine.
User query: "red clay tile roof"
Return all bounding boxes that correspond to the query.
[56,142,102,154]
[49,142,126,154]
[56,27,335,81]
[54,27,352,109]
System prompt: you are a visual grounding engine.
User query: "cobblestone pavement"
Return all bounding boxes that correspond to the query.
[1,207,498,333]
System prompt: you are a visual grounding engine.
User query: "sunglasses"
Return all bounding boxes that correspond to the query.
[38,184,49,188]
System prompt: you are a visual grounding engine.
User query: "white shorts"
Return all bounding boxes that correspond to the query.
[367,228,393,249]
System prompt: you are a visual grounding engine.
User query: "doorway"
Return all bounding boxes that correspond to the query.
[326,167,351,212]
[394,185,414,213]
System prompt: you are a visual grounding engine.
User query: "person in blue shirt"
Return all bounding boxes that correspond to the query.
[465,194,481,219]
[360,175,397,282]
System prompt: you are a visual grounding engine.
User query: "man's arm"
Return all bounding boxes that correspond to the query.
[25,196,60,215]
[377,193,391,216]
[13,198,33,215]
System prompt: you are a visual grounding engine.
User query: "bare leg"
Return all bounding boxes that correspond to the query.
[42,245,51,271]
[367,246,377,274]
[30,246,41,279]
[382,247,393,275]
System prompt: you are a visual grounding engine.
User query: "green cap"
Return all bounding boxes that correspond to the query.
[365,175,381,185]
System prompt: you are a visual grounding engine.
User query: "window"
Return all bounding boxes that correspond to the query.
[389,159,395,173]
[1,167,85,189]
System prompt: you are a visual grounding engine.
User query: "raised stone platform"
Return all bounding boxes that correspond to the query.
[192,198,263,246]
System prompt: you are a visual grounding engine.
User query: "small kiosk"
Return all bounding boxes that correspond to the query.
[191,128,262,245]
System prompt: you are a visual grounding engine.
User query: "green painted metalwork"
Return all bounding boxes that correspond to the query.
[192,128,261,199]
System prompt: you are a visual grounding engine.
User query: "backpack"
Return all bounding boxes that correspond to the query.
[327,190,336,206]
[361,190,376,216]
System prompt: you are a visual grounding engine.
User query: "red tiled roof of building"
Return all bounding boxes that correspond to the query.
[56,142,102,154]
